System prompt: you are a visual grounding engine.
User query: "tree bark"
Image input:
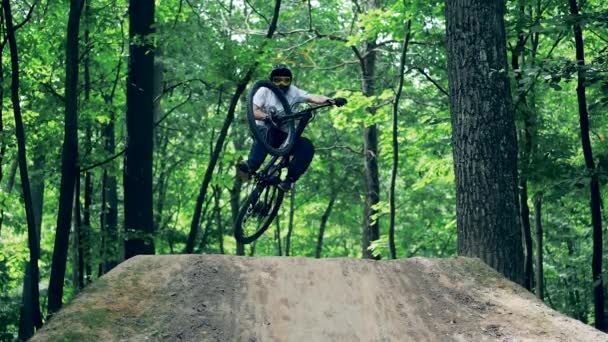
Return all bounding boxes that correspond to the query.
[47,0,85,316]
[445,0,524,285]
[99,9,122,274]
[74,176,85,290]
[389,19,411,260]
[360,0,380,260]
[124,0,156,258]
[275,215,282,256]
[316,192,337,259]
[213,185,225,254]
[534,193,544,300]
[511,11,533,290]
[18,148,44,339]
[286,189,295,256]
[568,0,605,331]
[3,0,43,333]
[101,102,119,272]
[83,0,92,283]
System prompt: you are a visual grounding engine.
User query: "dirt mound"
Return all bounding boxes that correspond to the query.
[32,255,606,341]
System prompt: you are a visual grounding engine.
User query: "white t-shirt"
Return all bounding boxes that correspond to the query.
[252,85,310,127]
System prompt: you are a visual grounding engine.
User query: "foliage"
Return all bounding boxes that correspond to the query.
[0,0,607,338]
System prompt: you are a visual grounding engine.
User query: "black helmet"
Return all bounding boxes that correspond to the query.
[269,64,292,79]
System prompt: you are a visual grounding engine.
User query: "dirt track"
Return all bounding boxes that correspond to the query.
[32,255,607,341]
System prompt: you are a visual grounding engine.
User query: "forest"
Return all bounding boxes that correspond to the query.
[0,0,607,340]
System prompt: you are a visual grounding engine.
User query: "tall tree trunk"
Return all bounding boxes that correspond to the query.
[187,0,282,253]
[101,110,119,272]
[47,0,84,316]
[18,149,44,340]
[83,0,93,283]
[286,189,295,256]
[389,19,412,260]
[568,0,605,331]
[124,0,156,258]
[99,13,122,273]
[360,0,380,260]
[186,82,246,253]
[316,192,337,259]
[74,176,85,289]
[534,193,544,300]
[361,51,379,259]
[445,0,524,284]
[0,11,5,213]
[3,0,43,333]
[511,9,533,290]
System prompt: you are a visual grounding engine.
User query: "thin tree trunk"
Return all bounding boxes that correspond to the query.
[155,136,169,230]
[446,0,524,284]
[534,193,544,300]
[186,0,283,253]
[18,148,44,338]
[316,192,337,259]
[48,0,84,316]
[361,47,379,260]
[512,10,533,290]
[389,19,411,260]
[74,176,85,289]
[286,189,295,256]
[3,0,42,333]
[0,11,5,208]
[83,0,92,283]
[275,215,282,256]
[124,0,156,258]
[230,168,245,256]
[186,82,245,253]
[568,0,604,330]
[213,185,225,254]
[100,17,122,274]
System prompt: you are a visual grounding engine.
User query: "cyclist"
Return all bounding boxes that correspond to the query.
[237,64,346,191]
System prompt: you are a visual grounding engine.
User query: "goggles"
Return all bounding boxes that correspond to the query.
[272,76,292,86]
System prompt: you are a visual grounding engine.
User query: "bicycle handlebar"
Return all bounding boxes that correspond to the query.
[279,102,336,121]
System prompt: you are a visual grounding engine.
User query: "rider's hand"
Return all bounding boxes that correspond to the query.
[332,98,347,107]
[264,109,280,126]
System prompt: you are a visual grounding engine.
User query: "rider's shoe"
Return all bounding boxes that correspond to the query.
[278,179,294,192]
[237,160,252,182]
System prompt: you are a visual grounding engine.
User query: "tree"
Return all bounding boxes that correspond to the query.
[568,0,604,331]
[389,19,412,259]
[47,0,85,316]
[360,0,381,260]
[124,0,156,258]
[445,0,524,284]
[3,0,43,336]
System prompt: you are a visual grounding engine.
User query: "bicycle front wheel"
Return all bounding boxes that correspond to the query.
[246,80,296,156]
[234,181,285,244]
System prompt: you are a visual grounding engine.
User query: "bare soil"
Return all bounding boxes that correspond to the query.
[31,255,607,341]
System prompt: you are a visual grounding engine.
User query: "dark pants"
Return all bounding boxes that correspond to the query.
[247,126,314,182]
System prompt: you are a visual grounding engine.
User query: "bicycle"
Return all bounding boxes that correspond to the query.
[234,80,345,244]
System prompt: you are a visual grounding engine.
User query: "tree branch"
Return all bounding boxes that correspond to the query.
[414,67,449,97]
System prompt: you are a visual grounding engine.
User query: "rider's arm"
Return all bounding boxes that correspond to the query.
[306,95,331,104]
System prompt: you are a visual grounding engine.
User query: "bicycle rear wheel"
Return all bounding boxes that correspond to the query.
[234,181,285,244]
[246,80,295,156]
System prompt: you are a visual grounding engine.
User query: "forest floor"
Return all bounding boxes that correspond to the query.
[32,255,606,342]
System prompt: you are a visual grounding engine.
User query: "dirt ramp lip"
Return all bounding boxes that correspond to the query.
[32,255,607,342]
